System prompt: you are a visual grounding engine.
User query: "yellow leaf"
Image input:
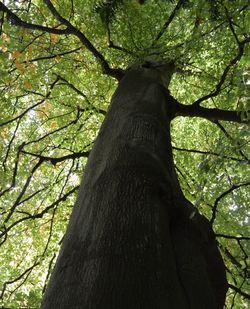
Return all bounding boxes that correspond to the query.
[24,80,32,89]
[1,33,10,43]
[55,55,61,63]
[12,51,22,60]
[1,128,8,139]
[0,44,7,52]
[28,46,33,59]
[36,110,45,119]
[38,36,45,47]
[40,101,52,113]
[15,60,25,74]
[50,33,59,44]
[28,63,36,73]
[50,121,58,129]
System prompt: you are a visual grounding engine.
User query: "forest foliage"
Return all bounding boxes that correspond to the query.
[0,0,249,308]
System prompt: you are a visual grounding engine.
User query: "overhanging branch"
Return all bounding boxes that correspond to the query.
[172,146,249,163]
[0,1,124,80]
[152,0,185,45]
[216,234,250,241]
[192,37,250,106]
[0,186,79,241]
[173,100,248,123]
[43,0,124,79]
[0,2,70,34]
[21,149,90,165]
[211,182,250,224]
[228,283,250,300]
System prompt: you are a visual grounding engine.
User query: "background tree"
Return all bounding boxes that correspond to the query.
[0,0,249,308]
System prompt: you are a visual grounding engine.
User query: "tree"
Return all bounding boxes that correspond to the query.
[0,0,249,308]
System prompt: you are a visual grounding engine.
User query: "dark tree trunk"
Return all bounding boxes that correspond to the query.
[41,64,228,309]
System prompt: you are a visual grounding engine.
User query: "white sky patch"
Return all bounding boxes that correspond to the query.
[229,202,239,211]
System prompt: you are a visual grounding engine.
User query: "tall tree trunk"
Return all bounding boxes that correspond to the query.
[41,64,228,309]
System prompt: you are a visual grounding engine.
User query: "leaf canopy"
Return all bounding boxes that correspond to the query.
[0,0,249,308]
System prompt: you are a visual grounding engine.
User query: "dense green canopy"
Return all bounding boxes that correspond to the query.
[0,0,249,308]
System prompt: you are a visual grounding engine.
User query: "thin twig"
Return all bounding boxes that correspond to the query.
[152,0,185,45]
[211,182,250,224]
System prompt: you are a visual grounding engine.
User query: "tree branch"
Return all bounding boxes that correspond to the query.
[42,253,56,294]
[0,1,124,80]
[54,74,106,115]
[23,111,82,147]
[0,143,24,198]
[152,0,185,45]
[4,159,43,224]
[21,149,90,165]
[43,0,124,80]
[172,146,249,164]
[24,47,82,64]
[0,186,79,241]
[0,260,40,300]
[173,99,247,123]
[228,283,250,300]
[215,121,249,161]
[192,36,250,106]
[216,233,250,241]
[0,2,70,34]
[211,182,250,224]
[0,76,60,127]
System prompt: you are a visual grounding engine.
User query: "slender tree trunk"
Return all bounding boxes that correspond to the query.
[41,64,228,309]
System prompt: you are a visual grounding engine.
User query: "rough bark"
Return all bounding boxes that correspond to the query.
[41,64,228,309]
